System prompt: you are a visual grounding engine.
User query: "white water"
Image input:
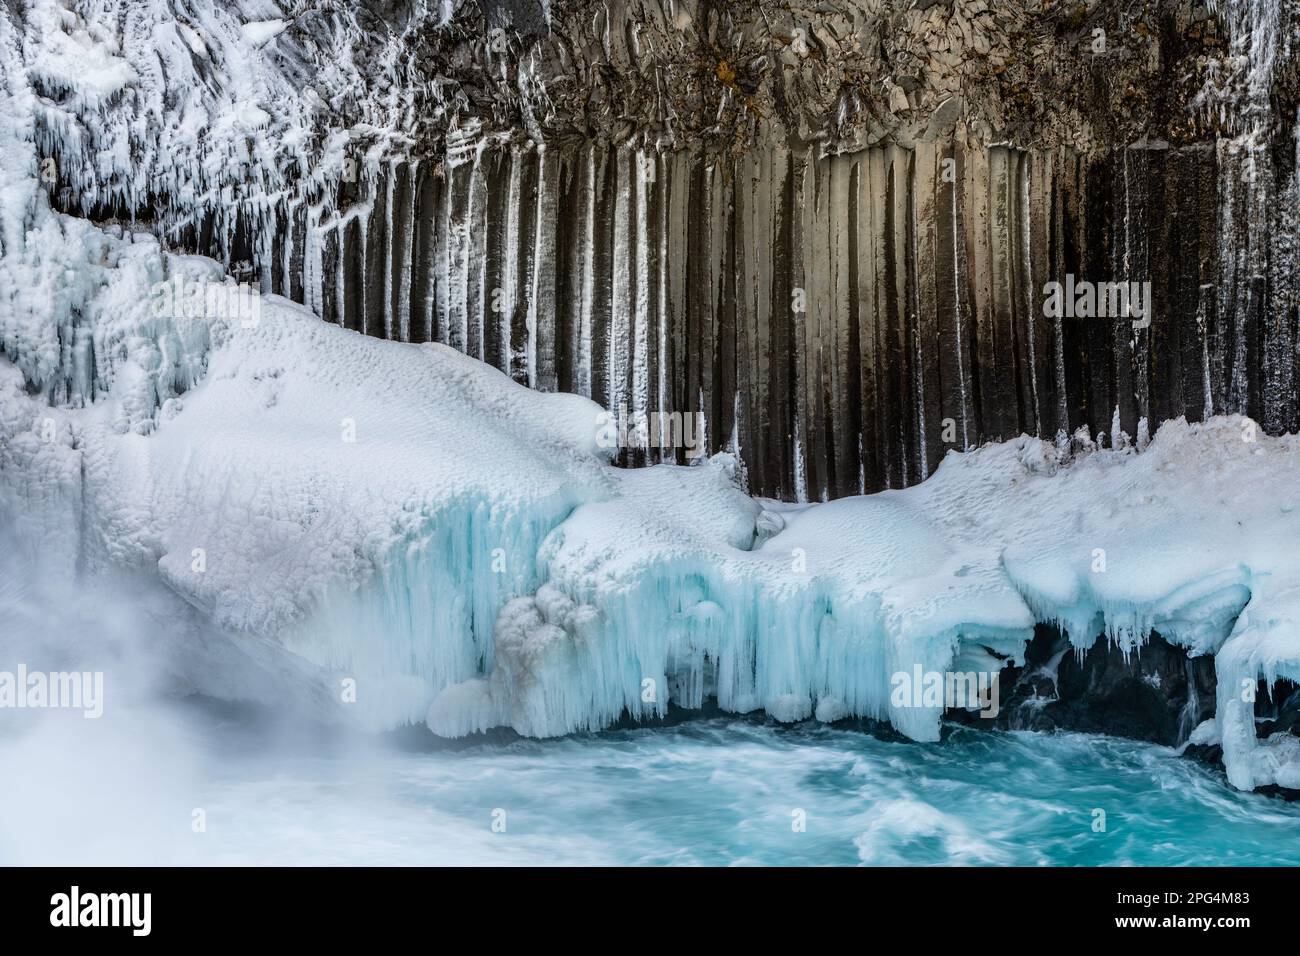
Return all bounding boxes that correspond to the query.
[5,700,1300,867]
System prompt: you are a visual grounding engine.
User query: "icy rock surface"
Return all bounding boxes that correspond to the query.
[1,17,615,728]
[8,0,1300,507]
[432,412,1300,795]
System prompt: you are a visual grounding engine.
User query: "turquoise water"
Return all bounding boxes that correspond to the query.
[3,527,1296,867]
[184,716,1300,866]
[4,700,1300,865]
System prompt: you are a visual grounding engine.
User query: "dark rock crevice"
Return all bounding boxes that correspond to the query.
[952,624,1218,746]
[941,625,1300,799]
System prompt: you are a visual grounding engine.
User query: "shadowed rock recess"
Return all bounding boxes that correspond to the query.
[35,0,1300,500]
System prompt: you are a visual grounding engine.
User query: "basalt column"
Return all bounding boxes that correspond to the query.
[245,132,1294,502]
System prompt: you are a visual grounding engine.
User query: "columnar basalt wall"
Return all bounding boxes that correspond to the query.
[24,0,1300,501]
[203,132,1295,501]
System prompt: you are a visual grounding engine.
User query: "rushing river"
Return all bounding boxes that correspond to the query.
[4,698,1299,866]
[1,527,1296,867]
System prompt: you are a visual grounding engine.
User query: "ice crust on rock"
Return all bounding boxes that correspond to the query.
[1,24,615,728]
[435,414,1300,781]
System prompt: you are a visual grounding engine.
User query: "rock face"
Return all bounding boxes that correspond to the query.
[956,625,1218,746]
[947,626,1300,781]
[19,0,1300,499]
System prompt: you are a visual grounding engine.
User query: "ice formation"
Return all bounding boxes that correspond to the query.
[1,0,1299,797]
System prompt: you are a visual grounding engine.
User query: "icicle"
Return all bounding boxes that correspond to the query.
[696,387,708,466]
[1195,283,1214,421]
[1051,158,1069,438]
[502,150,521,376]
[468,156,488,363]
[282,199,296,299]
[577,146,595,397]
[951,149,970,450]
[398,159,418,342]
[304,203,324,318]
[1021,154,1041,436]
[631,149,651,446]
[258,207,274,295]
[434,162,451,347]
[383,162,396,339]
[655,152,670,453]
[608,147,632,411]
[530,147,557,390]
[442,128,483,353]
[792,411,807,503]
[335,221,346,326]
[359,219,370,338]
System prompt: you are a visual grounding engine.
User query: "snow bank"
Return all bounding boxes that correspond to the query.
[3,1,613,731]
[1,225,615,727]
[428,412,1300,787]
